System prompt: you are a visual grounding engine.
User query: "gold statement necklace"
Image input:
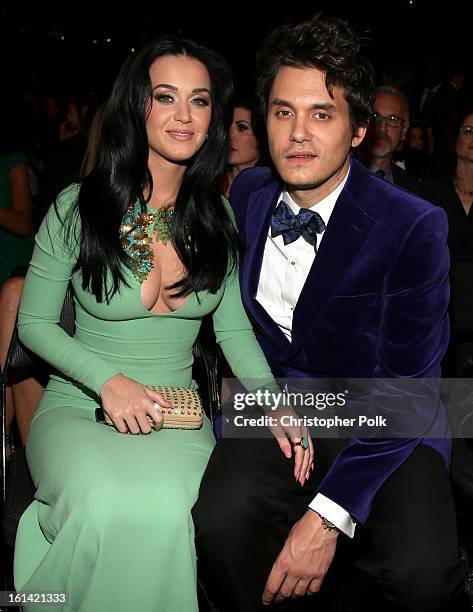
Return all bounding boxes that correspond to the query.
[119,198,175,283]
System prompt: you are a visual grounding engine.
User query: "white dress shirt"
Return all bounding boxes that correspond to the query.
[256,170,356,537]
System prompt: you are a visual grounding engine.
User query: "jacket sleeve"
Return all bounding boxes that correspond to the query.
[316,206,451,524]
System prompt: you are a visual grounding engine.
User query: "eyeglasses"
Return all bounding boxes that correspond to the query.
[370,112,407,128]
[460,126,473,138]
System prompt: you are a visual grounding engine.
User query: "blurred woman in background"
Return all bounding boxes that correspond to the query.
[222,100,266,196]
[423,107,473,375]
[0,98,37,452]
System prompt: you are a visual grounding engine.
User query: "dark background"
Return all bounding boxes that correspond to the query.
[1,1,471,100]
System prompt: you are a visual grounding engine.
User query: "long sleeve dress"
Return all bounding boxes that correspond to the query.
[13,184,276,612]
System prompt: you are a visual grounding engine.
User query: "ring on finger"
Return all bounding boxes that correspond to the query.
[293,436,309,451]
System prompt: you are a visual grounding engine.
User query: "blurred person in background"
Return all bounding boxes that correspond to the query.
[39,92,101,210]
[79,101,107,177]
[357,85,422,194]
[399,122,432,180]
[221,100,266,196]
[423,107,473,376]
[0,100,108,454]
[0,97,35,285]
[411,58,465,175]
[0,96,38,453]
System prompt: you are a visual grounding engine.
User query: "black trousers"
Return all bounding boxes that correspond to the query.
[193,437,468,612]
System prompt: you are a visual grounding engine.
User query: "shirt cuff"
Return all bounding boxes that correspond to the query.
[308,493,356,538]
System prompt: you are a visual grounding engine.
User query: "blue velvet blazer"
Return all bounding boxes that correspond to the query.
[230,157,452,524]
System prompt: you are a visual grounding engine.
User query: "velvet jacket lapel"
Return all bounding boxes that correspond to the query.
[240,178,290,348]
[240,158,377,351]
[291,173,377,346]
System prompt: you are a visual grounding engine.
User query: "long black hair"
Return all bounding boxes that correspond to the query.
[68,36,237,302]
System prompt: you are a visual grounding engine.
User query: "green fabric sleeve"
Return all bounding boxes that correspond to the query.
[17,185,121,395]
[213,198,280,400]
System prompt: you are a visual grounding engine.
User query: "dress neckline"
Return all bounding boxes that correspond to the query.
[138,289,197,318]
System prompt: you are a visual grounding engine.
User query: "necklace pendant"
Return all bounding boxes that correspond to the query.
[119,201,175,283]
[153,208,174,245]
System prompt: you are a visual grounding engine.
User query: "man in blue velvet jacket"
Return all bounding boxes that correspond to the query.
[194,15,467,612]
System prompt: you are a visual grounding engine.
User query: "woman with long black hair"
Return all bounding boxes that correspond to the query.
[221,99,267,196]
[12,36,307,611]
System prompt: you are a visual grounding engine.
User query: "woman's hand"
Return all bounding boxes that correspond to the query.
[99,374,172,434]
[268,405,314,485]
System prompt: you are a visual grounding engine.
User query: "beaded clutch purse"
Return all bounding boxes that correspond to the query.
[102,386,203,430]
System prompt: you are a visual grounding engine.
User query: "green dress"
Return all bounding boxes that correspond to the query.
[0,152,35,286]
[14,185,275,611]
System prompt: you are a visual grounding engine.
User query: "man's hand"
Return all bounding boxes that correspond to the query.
[262,510,338,605]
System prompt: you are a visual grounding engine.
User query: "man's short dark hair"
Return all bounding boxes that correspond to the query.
[256,14,375,132]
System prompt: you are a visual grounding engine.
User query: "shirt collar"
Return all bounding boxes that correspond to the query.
[368,162,394,184]
[279,165,350,227]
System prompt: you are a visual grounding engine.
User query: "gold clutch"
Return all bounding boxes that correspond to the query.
[103,386,203,430]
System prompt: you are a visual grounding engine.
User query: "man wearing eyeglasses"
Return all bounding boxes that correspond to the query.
[358,86,422,195]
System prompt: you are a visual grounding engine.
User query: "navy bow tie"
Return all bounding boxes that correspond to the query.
[271,200,326,248]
